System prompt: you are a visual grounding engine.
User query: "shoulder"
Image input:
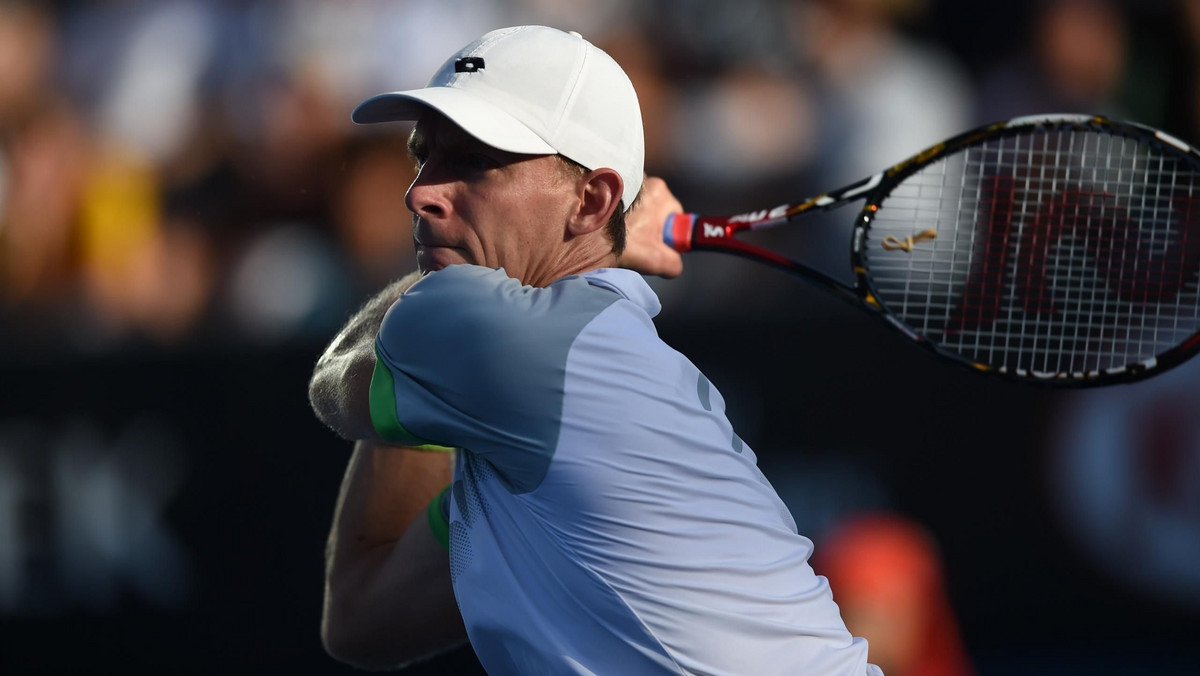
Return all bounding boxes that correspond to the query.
[390,264,515,313]
[380,265,622,348]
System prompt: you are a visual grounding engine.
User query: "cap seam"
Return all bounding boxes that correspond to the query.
[550,38,589,153]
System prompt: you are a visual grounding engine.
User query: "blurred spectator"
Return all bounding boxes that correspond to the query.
[644,0,815,203]
[88,0,218,166]
[0,0,52,125]
[4,3,204,346]
[330,133,418,293]
[975,0,1130,123]
[223,221,353,344]
[649,0,795,75]
[815,513,975,676]
[75,146,217,347]
[215,59,353,344]
[1,1,84,320]
[506,0,637,40]
[1,105,86,311]
[787,0,972,184]
[669,65,818,207]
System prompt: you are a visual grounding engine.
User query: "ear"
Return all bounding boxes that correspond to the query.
[567,168,623,237]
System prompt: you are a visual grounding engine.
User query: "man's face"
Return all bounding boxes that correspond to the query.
[405,112,577,286]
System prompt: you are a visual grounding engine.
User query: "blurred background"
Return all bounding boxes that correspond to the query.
[2,0,1199,674]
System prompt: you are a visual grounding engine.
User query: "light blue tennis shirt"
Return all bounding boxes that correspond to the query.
[371,264,881,676]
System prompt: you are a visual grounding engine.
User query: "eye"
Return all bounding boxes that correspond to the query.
[453,152,497,174]
[409,148,428,172]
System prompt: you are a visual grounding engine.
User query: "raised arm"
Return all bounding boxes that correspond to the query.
[311,272,465,665]
[321,439,465,668]
[309,271,424,440]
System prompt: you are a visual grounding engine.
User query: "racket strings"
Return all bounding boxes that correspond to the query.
[864,126,1200,377]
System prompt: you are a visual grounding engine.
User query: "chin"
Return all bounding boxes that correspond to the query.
[417,248,471,273]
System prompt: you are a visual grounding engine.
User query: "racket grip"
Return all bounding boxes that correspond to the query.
[663,213,696,253]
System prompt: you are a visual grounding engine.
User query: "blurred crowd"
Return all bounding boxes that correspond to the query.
[2,0,1199,352]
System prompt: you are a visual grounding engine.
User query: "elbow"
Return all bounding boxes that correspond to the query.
[309,366,376,442]
[321,616,395,671]
[320,616,364,668]
[321,588,446,670]
[307,374,341,434]
[321,602,407,670]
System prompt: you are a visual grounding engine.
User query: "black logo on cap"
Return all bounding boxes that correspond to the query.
[455,57,485,73]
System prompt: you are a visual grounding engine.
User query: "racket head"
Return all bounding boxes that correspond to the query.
[851,114,1200,386]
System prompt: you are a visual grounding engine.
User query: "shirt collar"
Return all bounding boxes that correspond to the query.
[576,268,662,318]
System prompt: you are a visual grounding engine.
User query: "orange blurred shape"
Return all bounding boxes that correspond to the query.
[816,514,975,676]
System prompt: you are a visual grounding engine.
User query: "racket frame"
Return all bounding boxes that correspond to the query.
[663,114,1200,387]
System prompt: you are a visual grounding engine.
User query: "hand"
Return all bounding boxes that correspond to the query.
[619,176,684,278]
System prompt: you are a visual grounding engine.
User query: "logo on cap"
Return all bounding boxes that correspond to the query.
[454,57,485,73]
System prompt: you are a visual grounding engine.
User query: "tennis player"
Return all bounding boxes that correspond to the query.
[308,25,883,676]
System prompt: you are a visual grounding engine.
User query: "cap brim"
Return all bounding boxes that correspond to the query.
[351,88,556,156]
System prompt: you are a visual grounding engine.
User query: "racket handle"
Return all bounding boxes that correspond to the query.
[662,213,696,253]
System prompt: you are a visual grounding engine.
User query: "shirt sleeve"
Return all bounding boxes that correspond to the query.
[368,265,620,493]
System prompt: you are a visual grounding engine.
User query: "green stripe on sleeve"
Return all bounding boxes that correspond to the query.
[369,343,453,451]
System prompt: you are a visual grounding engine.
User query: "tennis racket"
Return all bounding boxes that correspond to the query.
[663,114,1200,386]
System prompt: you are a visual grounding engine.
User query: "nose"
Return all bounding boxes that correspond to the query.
[404,167,449,220]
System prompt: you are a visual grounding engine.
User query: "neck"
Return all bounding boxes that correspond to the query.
[525,236,618,288]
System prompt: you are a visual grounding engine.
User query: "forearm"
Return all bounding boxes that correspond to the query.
[309,270,424,440]
[322,440,464,668]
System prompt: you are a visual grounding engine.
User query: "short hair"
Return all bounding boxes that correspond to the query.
[556,156,638,256]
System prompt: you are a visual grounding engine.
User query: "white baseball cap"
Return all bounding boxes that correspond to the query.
[352,26,645,210]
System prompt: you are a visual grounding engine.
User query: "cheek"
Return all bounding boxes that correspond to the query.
[465,167,576,254]
[517,184,575,232]
[482,193,563,245]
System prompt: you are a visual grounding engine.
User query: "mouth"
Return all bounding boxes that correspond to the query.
[413,218,473,271]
